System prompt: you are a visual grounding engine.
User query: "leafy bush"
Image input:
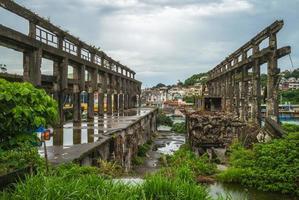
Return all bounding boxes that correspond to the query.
[168,145,216,177]
[282,123,299,133]
[0,79,58,149]
[0,145,43,175]
[137,142,151,157]
[218,131,299,196]
[157,111,173,127]
[171,122,186,134]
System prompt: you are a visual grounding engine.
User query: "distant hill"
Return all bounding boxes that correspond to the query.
[183,72,208,86]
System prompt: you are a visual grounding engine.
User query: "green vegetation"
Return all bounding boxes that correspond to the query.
[0,145,43,176]
[97,160,123,177]
[171,122,186,134]
[280,89,299,104]
[1,159,213,200]
[183,95,196,103]
[184,73,207,86]
[0,79,58,175]
[153,83,166,88]
[217,123,299,196]
[0,79,58,150]
[283,68,299,79]
[157,111,173,127]
[133,141,152,166]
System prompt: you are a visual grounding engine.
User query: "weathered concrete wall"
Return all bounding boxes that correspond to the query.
[186,111,264,158]
[77,108,158,172]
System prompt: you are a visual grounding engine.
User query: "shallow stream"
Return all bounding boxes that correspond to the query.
[116,123,297,200]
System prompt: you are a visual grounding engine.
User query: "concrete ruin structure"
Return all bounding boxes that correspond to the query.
[206,20,291,126]
[0,0,141,124]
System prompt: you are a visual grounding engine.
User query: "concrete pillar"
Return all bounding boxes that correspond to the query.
[99,72,107,115]
[23,48,42,86]
[98,91,104,116]
[87,89,94,119]
[73,66,81,122]
[113,94,119,113]
[87,68,97,119]
[73,91,81,122]
[23,51,30,82]
[58,58,68,125]
[234,70,240,117]
[107,92,112,114]
[228,70,234,112]
[28,21,36,38]
[124,80,129,109]
[252,44,261,125]
[267,33,279,122]
[119,93,124,111]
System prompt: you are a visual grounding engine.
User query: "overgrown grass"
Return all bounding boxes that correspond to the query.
[157,111,173,127]
[171,122,186,134]
[133,141,152,166]
[0,163,212,200]
[159,145,217,182]
[217,125,299,196]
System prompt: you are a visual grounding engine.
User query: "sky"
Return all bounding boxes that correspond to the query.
[0,0,299,88]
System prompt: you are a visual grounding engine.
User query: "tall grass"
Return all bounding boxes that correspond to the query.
[0,163,212,200]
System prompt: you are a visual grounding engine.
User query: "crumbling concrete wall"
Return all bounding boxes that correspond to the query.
[78,108,158,172]
[186,111,260,157]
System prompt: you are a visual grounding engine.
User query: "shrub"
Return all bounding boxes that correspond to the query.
[171,122,186,134]
[0,145,43,175]
[157,111,173,127]
[97,160,123,177]
[0,79,58,149]
[218,130,299,196]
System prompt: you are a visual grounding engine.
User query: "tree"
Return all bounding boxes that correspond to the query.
[154,83,166,88]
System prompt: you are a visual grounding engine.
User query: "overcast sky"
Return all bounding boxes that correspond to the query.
[0,0,299,87]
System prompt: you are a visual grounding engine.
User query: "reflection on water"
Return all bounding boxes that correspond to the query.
[208,182,297,200]
[43,108,153,147]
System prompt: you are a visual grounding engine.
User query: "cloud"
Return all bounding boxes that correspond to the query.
[0,0,298,87]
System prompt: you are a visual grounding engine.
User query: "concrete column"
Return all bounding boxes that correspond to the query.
[113,94,119,113]
[23,48,42,86]
[73,91,81,122]
[23,51,30,82]
[28,21,36,38]
[124,80,128,109]
[73,66,81,122]
[267,33,279,122]
[53,61,60,101]
[99,72,107,115]
[235,70,240,117]
[228,70,234,112]
[87,89,94,119]
[98,92,104,116]
[119,93,124,111]
[107,91,113,114]
[252,44,261,125]
[87,68,97,119]
[58,58,68,125]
